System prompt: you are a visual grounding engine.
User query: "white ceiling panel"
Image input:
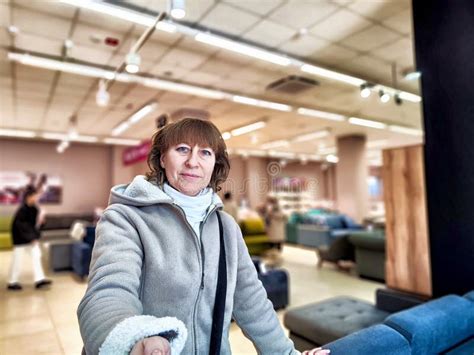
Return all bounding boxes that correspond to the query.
[213,50,254,67]
[184,71,222,86]
[372,38,413,64]
[117,38,170,62]
[227,64,284,86]
[269,1,339,29]
[69,44,114,65]
[201,3,260,36]
[340,55,392,83]
[341,25,401,52]
[348,1,410,22]
[159,46,211,70]
[13,7,71,41]
[0,4,10,27]
[148,63,190,79]
[310,9,372,42]
[197,57,242,79]
[56,73,96,89]
[383,9,413,35]
[223,0,285,16]
[279,35,329,57]
[71,23,125,49]
[14,0,77,20]
[77,8,134,34]
[243,19,295,48]
[14,32,63,57]
[310,43,359,66]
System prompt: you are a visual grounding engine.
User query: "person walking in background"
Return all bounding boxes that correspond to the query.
[6,186,52,291]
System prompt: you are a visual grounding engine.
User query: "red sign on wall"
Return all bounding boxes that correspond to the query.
[122,141,151,166]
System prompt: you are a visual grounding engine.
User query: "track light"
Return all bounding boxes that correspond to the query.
[125,52,141,73]
[96,79,110,107]
[394,93,403,106]
[360,83,373,98]
[379,90,390,103]
[169,0,186,19]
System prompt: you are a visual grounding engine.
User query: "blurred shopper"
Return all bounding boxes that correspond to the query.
[6,186,52,291]
[78,118,327,355]
[222,191,238,221]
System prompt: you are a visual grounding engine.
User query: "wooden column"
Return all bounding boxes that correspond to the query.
[383,145,432,297]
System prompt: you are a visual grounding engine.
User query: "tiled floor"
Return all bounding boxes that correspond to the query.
[0,244,382,354]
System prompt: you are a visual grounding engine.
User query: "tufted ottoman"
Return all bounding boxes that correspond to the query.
[284,296,389,350]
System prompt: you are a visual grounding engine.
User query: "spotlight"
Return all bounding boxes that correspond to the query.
[170,0,186,19]
[360,83,373,98]
[379,90,390,103]
[394,93,403,106]
[125,52,141,74]
[96,79,110,107]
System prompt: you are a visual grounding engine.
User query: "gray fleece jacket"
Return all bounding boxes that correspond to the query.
[77,175,298,355]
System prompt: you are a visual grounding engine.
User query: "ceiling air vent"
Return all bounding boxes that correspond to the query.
[266,75,319,95]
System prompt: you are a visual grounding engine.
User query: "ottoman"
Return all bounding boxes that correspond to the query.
[284,296,389,350]
[47,239,74,271]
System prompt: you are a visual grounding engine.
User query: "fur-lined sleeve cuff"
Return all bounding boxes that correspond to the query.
[99,315,187,355]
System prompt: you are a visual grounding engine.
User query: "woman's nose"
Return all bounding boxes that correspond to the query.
[185,151,199,166]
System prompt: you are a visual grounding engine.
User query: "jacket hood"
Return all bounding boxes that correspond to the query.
[109,175,223,208]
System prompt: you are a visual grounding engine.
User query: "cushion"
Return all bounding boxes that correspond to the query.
[324,215,345,229]
[325,324,411,355]
[0,216,13,232]
[342,215,361,229]
[284,296,389,345]
[463,290,474,302]
[385,295,474,355]
[443,336,474,354]
[240,218,265,235]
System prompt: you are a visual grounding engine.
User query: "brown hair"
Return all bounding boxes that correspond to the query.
[146,118,230,191]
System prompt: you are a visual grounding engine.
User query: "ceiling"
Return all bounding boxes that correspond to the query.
[0,0,423,163]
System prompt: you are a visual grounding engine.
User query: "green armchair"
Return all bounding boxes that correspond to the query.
[239,217,273,255]
[0,216,13,249]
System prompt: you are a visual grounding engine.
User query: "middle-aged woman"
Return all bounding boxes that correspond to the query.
[78,118,328,355]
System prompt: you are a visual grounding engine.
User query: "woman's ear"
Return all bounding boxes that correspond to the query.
[160,155,165,169]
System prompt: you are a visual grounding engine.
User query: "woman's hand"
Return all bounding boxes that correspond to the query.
[302,347,331,355]
[130,336,171,355]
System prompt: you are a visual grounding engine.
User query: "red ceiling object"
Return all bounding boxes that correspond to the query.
[104,37,120,46]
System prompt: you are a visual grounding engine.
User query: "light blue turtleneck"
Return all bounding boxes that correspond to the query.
[163,183,214,238]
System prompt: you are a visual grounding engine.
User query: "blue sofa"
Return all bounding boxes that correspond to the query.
[324,291,474,354]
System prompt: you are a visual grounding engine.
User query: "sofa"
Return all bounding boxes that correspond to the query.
[251,257,289,310]
[71,225,96,279]
[348,230,386,281]
[239,218,273,255]
[325,291,474,354]
[40,213,94,241]
[0,215,13,249]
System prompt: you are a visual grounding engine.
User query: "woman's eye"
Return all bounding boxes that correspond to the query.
[176,146,189,153]
[201,150,213,157]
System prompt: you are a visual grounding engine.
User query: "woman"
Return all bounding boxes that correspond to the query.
[78,118,328,355]
[7,186,52,290]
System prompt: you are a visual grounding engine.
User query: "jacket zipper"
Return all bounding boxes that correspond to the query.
[172,203,218,354]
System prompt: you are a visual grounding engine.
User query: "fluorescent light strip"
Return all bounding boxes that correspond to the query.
[42,132,99,143]
[297,107,345,122]
[60,0,420,103]
[292,129,330,143]
[260,140,289,150]
[103,138,141,146]
[389,125,424,136]
[318,147,336,155]
[0,129,36,138]
[268,151,296,159]
[59,0,176,33]
[195,33,291,66]
[143,78,226,100]
[128,103,157,124]
[232,95,291,112]
[348,117,387,129]
[111,122,131,136]
[231,121,266,136]
[74,135,99,143]
[222,132,231,140]
[326,154,339,163]
[301,64,364,86]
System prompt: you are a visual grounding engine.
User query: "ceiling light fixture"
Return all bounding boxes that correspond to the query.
[300,64,364,86]
[0,129,36,138]
[360,83,373,98]
[394,93,403,106]
[296,107,345,121]
[111,102,158,136]
[260,140,289,150]
[348,117,387,129]
[195,33,292,66]
[103,138,141,146]
[56,140,69,154]
[125,52,141,74]
[143,78,226,99]
[232,95,292,112]
[96,79,110,107]
[403,69,421,81]
[326,154,339,163]
[388,125,424,136]
[292,129,330,143]
[398,91,422,103]
[169,0,186,19]
[230,121,266,136]
[379,90,390,103]
[222,132,231,140]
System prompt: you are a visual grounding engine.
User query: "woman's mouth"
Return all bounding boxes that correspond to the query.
[180,173,201,180]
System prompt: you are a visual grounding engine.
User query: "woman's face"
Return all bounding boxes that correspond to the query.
[160,143,216,196]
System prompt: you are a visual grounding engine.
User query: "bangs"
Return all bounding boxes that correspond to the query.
[162,119,222,152]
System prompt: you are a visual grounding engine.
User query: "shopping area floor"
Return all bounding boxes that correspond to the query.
[0,244,381,354]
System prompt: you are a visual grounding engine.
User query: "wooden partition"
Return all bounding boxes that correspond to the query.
[383,145,432,297]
